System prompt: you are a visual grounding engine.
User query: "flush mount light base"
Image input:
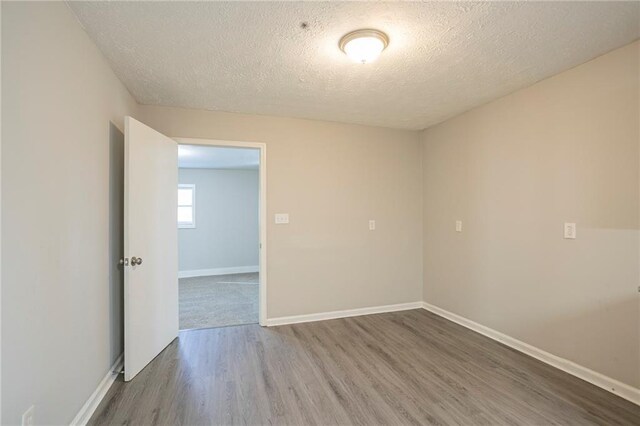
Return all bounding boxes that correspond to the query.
[339,29,389,64]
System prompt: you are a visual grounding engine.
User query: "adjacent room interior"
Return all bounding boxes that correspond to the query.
[177,144,260,330]
[2,1,639,425]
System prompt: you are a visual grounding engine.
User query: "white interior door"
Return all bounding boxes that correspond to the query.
[124,116,178,381]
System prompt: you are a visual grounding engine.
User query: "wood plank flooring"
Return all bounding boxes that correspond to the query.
[89,309,640,425]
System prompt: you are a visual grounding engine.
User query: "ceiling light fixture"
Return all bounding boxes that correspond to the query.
[339,29,389,64]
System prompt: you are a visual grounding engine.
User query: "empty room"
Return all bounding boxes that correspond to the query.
[1,1,639,425]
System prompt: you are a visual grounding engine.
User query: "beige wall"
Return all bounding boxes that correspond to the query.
[138,106,424,319]
[2,2,137,424]
[421,41,640,388]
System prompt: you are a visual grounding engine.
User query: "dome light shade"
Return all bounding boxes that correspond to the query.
[339,29,389,64]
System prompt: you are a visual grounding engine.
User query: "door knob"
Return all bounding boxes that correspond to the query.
[131,256,143,265]
[119,258,129,266]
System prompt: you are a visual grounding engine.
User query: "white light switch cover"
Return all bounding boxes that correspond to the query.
[564,222,576,239]
[455,220,462,232]
[275,213,289,224]
[369,220,376,230]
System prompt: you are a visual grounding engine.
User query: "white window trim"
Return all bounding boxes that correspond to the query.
[178,184,196,229]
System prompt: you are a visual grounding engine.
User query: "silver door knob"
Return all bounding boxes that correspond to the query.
[131,256,143,265]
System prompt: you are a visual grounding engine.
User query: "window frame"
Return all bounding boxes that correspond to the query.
[178,184,196,229]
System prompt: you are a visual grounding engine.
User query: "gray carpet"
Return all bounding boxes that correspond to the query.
[179,273,258,330]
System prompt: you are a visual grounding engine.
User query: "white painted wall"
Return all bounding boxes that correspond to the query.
[1,2,137,424]
[179,168,259,273]
[421,41,640,389]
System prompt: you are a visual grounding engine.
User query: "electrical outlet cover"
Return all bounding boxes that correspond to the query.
[564,222,576,239]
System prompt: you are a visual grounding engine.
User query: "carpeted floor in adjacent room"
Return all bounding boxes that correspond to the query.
[179,273,258,330]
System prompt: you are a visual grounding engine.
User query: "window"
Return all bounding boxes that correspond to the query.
[178,184,195,228]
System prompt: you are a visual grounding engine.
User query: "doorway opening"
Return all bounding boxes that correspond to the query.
[176,140,266,330]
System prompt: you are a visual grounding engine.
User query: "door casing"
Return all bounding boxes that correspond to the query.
[174,137,268,326]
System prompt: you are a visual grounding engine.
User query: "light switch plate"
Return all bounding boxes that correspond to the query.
[455,220,462,232]
[369,220,376,231]
[564,222,576,239]
[275,213,289,224]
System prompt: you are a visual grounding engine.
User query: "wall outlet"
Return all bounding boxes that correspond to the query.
[564,222,576,239]
[369,220,376,231]
[275,213,289,224]
[455,220,462,232]
[22,406,35,426]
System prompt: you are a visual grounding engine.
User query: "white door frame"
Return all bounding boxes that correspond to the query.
[174,137,267,326]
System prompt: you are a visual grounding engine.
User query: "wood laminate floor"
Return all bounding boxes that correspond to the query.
[90,309,640,425]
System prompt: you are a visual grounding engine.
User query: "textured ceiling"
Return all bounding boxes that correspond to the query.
[178,145,259,169]
[68,1,640,130]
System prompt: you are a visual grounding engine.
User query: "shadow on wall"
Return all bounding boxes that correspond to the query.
[108,122,125,364]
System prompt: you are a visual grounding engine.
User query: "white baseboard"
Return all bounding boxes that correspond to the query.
[422,302,640,406]
[178,265,259,279]
[266,302,423,327]
[70,353,123,426]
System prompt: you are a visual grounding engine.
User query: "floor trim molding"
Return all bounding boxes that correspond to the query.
[421,302,640,406]
[266,301,423,327]
[178,265,259,279]
[70,353,123,426]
